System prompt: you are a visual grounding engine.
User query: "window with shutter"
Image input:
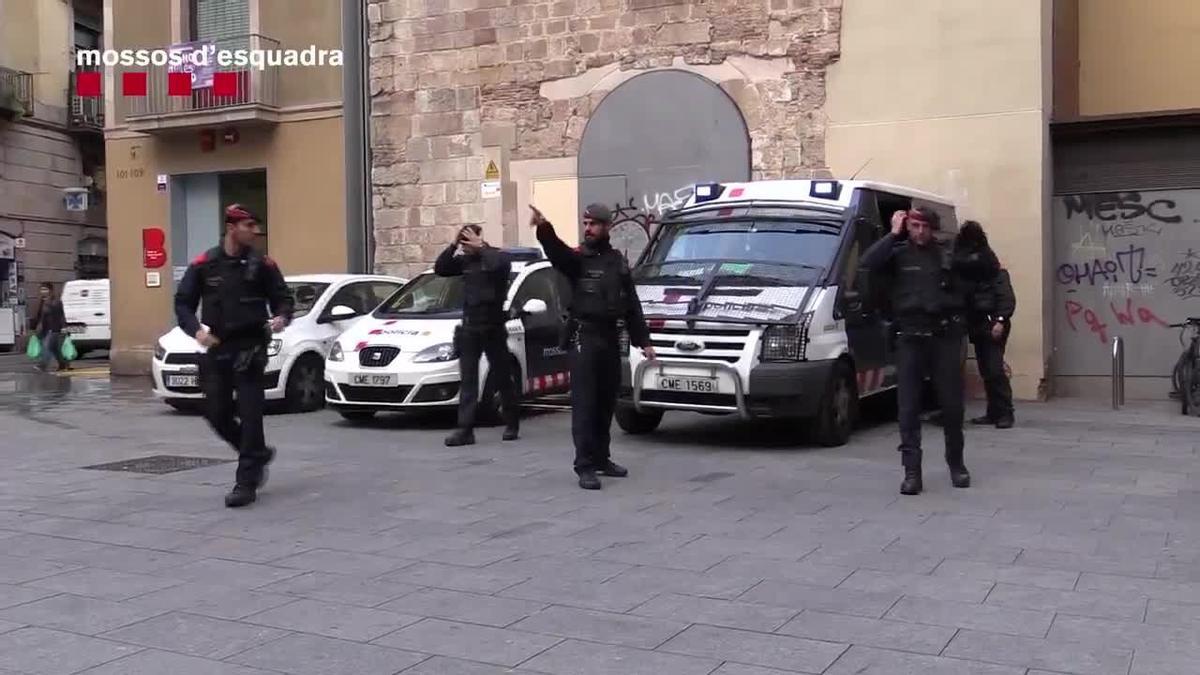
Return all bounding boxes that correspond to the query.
[190,0,249,42]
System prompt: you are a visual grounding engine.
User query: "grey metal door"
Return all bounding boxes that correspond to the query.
[577,70,750,264]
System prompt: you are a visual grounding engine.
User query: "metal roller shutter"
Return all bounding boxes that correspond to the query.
[1054,125,1200,195]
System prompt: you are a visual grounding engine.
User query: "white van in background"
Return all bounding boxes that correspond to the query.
[61,279,110,356]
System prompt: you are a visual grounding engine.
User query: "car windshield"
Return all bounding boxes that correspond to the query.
[635,219,839,286]
[286,282,330,318]
[374,272,520,318]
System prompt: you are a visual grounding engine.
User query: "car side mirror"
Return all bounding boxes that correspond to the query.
[320,304,359,324]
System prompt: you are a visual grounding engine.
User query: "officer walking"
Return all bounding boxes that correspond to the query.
[531,203,655,490]
[861,207,995,495]
[434,224,520,446]
[956,221,1017,429]
[174,204,293,508]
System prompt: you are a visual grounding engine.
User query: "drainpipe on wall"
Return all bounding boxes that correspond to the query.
[342,0,371,273]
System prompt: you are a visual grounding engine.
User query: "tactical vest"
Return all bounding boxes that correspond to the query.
[196,246,271,341]
[573,249,628,322]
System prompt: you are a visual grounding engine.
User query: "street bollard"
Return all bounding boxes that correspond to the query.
[1112,336,1125,409]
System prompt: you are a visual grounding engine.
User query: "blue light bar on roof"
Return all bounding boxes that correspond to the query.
[694,183,725,203]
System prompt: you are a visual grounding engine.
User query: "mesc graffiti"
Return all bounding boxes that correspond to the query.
[607,186,694,264]
[1053,189,1200,381]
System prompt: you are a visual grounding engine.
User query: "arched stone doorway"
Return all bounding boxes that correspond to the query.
[577,69,751,263]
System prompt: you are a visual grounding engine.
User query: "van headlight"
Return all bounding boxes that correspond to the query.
[413,342,457,363]
[761,315,811,362]
[328,342,344,362]
[267,339,282,357]
[154,342,166,361]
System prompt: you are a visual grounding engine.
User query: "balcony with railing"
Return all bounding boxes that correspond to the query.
[123,33,280,132]
[0,66,34,121]
[68,63,104,134]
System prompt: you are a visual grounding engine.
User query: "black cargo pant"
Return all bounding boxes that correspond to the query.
[456,323,519,430]
[971,323,1013,421]
[570,324,621,473]
[896,326,966,471]
[200,341,271,488]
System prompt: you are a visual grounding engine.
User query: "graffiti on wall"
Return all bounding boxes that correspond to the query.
[1053,190,1200,380]
[606,186,694,264]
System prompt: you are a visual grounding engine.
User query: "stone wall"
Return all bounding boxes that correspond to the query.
[0,121,106,296]
[368,0,842,277]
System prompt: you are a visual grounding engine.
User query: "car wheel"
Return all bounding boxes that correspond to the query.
[479,357,522,426]
[338,410,377,423]
[285,355,325,413]
[615,405,663,434]
[812,360,857,447]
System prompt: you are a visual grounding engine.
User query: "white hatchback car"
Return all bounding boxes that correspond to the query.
[324,249,574,422]
[152,274,407,413]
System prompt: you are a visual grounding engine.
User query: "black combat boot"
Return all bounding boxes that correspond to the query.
[445,429,476,447]
[258,446,276,489]
[900,467,923,495]
[598,460,628,477]
[577,470,601,490]
[949,464,971,488]
[502,423,519,442]
[225,484,257,508]
[970,415,994,425]
[994,415,1014,429]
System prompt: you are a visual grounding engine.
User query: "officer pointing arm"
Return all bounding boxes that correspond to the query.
[530,206,583,280]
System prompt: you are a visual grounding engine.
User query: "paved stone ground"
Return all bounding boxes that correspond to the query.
[1,374,1199,674]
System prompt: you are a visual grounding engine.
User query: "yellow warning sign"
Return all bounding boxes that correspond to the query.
[484,160,500,181]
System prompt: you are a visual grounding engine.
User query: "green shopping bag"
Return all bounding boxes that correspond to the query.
[60,335,78,361]
[25,335,41,360]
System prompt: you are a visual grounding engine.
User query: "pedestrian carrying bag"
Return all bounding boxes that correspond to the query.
[25,335,41,360]
[60,336,78,361]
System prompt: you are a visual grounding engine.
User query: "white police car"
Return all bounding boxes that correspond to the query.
[324,249,573,422]
[152,274,407,413]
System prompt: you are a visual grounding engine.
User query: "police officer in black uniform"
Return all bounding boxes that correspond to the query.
[174,204,294,508]
[861,207,995,495]
[531,203,656,490]
[434,224,519,446]
[957,221,1017,429]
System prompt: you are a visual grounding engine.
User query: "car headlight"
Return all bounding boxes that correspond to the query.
[266,339,282,357]
[761,314,811,362]
[328,341,344,362]
[413,342,457,363]
[154,342,166,361]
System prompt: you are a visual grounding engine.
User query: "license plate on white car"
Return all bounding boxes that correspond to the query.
[658,375,717,393]
[352,373,396,387]
[167,374,198,388]
[64,325,85,334]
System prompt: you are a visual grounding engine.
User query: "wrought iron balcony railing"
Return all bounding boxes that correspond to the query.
[124,33,280,121]
[0,66,34,119]
[69,64,104,131]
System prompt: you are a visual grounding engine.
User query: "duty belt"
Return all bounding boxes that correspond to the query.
[895,315,963,337]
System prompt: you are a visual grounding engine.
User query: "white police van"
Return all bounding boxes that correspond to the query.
[617,179,959,446]
[324,248,574,422]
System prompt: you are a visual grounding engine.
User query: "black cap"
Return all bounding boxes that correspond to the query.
[583,203,611,224]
